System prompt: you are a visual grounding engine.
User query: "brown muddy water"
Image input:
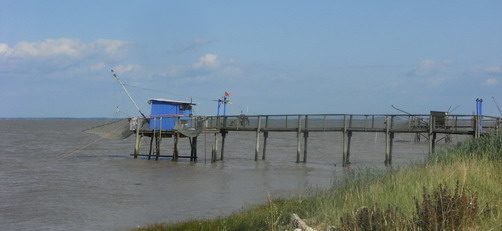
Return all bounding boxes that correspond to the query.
[0,119,466,230]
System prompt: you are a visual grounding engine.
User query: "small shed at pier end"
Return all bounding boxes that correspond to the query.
[148,99,196,130]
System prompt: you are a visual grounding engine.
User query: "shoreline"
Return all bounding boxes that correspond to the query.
[134,134,502,230]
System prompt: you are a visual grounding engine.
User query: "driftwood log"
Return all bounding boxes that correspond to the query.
[290,213,316,231]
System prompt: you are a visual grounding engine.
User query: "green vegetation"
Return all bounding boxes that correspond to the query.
[135,134,502,230]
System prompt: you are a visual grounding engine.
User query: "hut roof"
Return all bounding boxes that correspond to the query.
[148,98,196,105]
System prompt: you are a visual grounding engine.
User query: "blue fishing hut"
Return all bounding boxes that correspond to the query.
[148,99,195,130]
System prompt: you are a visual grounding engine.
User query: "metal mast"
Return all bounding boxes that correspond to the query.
[493,96,502,117]
[111,69,146,118]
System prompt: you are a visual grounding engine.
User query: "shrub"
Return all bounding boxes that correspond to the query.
[414,181,479,230]
[338,181,479,231]
[339,205,410,231]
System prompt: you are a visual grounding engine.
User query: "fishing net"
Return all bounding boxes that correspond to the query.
[83,119,137,140]
[84,117,204,139]
[174,117,206,137]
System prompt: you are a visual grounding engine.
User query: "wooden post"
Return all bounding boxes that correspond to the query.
[388,132,394,165]
[429,115,435,154]
[155,134,161,161]
[148,118,155,160]
[303,115,308,163]
[432,132,436,153]
[255,116,261,161]
[220,131,227,161]
[262,131,268,160]
[173,132,179,161]
[211,144,215,162]
[212,133,218,162]
[156,118,162,160]
[385,134,389,164]
[296,115,302,163]
[134,119,141,158]
[303,131,309,163]
[148,134,154,160]
[190,136,198,161]
[189,137,193,161]
[346,131,352,164]
[384,116,392,165]
[346,115,354,165]
[261,117,269,160]
[342,115,348,166]
[194,136,198,161]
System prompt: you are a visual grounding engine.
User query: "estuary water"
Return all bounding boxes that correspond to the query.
[0,119,464,230]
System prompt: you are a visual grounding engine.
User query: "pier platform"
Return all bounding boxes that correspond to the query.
[130,113,501,165]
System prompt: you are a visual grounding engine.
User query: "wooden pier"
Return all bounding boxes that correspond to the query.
[130,113,501,166]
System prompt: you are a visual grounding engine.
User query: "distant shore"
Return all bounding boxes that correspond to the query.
[135,133,502,230]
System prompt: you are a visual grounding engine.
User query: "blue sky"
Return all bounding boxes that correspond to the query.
[1,1,502,117]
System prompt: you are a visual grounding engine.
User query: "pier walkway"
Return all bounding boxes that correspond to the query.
[131,113,501,166]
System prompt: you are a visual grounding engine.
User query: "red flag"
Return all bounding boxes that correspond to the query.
[225,91,230,97]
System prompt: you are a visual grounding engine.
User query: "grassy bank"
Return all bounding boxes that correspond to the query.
[136,134,502,230]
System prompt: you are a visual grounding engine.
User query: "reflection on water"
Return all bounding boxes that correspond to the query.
[0,120,465,230]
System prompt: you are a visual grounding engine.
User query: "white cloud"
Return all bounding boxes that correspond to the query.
[192,53,219,69]
[485,78,498,85]
[409,59,452,76]
[0,43,10,54]
[0,38,129,59]
[93,39,129,57]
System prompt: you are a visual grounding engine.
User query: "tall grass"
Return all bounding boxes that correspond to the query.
[135,134,502,231]
[429,133,502,164]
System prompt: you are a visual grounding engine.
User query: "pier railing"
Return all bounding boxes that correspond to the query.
[133,114,501,136]
[202,114,501,135]
[129,113,501,164]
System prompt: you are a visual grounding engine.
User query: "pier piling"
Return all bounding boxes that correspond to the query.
[296,115,302,163]
[189,137,198,161]
[342,115,348,166]
[155,134,161,161]
[220,131,227,161]
[128,113,500,165]
[385,132,394,165]
[255,116,261,161]
[303,116,309,163]
[148,135,154,160]
[262,131,268,160]
[428,116,435,154]
[212,133,218,162]
[134,123,141,159]
[303,131,309,163]
[384,116,391,165]
[346,131,352,165]
[173,133,179,161]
